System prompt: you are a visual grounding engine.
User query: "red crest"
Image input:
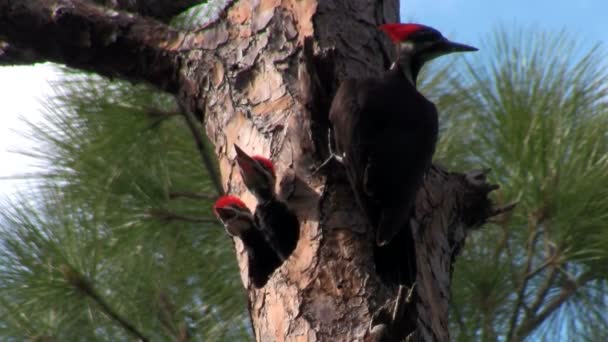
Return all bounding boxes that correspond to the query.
[252,156,275,176]
[379,23,427,43]
[213,195,247,216]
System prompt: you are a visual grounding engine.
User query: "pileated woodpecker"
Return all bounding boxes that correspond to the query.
[213,195,281,287]
[329,23,477,247]
[234,145,299,262]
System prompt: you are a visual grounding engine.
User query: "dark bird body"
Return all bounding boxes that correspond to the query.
[254,199,299,262]
[213,196,281,288]
[234,145,300,265]
[330,66,438,246]
[328,23,477,283]
[239,223,282,287]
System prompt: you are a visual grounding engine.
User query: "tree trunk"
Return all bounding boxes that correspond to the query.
[0,1,511,341]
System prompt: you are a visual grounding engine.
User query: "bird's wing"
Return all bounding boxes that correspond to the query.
[241,228,281,288]
[329,78,381,225]
[366,101,438,246]
[329,79,362,158]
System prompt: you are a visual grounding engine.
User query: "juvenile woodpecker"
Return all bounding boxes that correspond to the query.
[329,23,477,247]
[234,145,299,262]
[213,195,281,287]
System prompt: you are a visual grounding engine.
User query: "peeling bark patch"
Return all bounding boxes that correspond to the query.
[247,66,287,104]
[308,293,339,325]
[212,61,225,87]
[218,157,234,187]
[252,95,292,116]
[260,284,301,341]
[284,14,298,40]
[200,23,229,50]
[228,0,252,24]
[267,291,287,341]
[289,233,317,287]
[239,27,253,39]
[241,32,269,67]
[252,0,281,32]
[156,30,186,51]
[282,0,317,42]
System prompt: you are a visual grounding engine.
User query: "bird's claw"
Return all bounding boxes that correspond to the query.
[311,129,344,175]
[311,153,344,175]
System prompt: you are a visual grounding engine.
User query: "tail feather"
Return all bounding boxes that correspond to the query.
[374,221,417,285]
[376,203,414,246]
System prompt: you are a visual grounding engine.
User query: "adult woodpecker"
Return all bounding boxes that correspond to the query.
[234,145,299,262]
[329,23,477,247]
[213,195,281,288]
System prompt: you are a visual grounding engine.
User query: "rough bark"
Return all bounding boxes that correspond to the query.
[0,1,511,341]
[0,0,186,92]
[93,0,204,21]
[0,0,202,65]
[0,41,44,65]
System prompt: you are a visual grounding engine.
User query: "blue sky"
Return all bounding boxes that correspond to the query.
[0,1,607,196]
[0,65,58,197]
[402,0,607,48]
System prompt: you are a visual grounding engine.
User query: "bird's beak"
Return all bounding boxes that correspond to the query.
[234,144,265,187]
[234,144,251,162]
[216,206,252,223]
[442,39,478,53]
[216,207,237,221]
[234,144,257,176]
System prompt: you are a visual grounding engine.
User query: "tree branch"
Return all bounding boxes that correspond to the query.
[515,272,595,340]
[450,290,469,339]
[146,208,218,224]
[157,291,190,342]
[60,265,149,341]
[414,166,515,341]
[525,255,557,280]
[92,0,204,22]
[169,191,216,200]
[506,228,541,342]
[529,266,558,314]
[181,110,224,195]
[0,0,187,93]
[517,242,562,327]
[0,41,44,65]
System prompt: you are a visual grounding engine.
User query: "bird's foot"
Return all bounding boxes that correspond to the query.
[311,153,344,175]
[367,284,418,342]
[311,129,345,174]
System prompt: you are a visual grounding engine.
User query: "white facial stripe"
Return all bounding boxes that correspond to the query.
[397,41,415,86]
[399,41,415,52]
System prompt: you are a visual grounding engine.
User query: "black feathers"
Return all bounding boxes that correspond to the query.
[254,200,299,262]
[330,66,438,246]
[329,65,438,284]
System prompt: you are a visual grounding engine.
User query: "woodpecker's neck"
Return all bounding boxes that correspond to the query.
[253,187,275,204]
[391,43,423,87]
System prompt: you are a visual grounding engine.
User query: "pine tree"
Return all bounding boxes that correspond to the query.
[441,29,608,341]
[0,1,606,341]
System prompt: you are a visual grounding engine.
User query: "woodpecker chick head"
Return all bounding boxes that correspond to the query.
[379,23,477,83]
[213,195,254,237]
[234,144,276,201]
